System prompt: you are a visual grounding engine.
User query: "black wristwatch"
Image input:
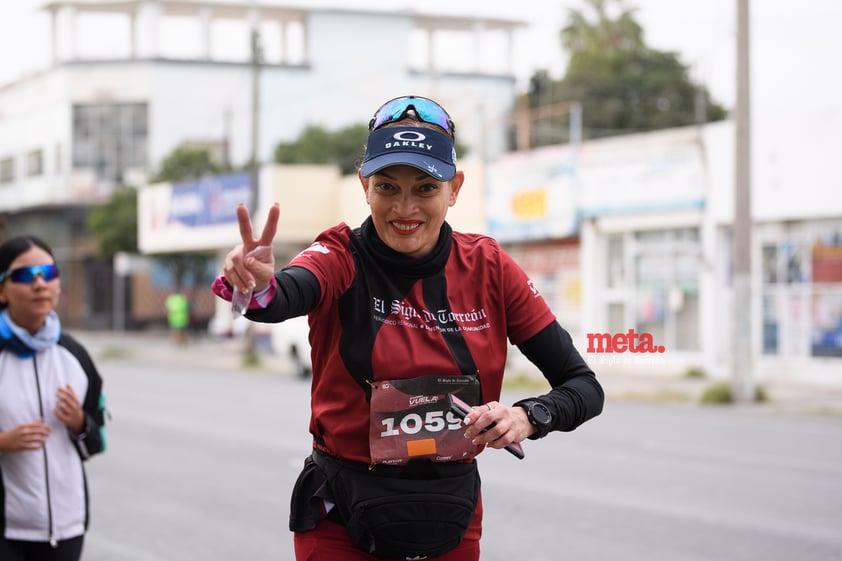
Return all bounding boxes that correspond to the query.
[515,400,553,440]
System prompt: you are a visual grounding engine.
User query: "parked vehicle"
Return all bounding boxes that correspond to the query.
[271,316,312,378]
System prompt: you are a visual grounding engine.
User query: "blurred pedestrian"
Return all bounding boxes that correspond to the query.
[213,95,604,560]
[0,235,107,561]
[165,291,190,345]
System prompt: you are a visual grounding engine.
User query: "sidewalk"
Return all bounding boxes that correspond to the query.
[595,368,842,415]
[73,330,842,416]
[73,329,276,373]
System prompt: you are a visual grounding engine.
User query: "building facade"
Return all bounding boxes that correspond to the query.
[487,120,842,385]
[0,0,523,328]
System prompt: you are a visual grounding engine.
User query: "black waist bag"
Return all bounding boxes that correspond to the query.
[312,449,480,560]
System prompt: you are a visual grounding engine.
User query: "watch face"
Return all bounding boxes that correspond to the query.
[531,403,551,425]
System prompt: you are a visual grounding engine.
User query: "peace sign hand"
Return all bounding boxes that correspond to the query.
[223,203,280,293]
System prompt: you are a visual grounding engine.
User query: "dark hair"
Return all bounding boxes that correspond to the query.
[0,236,54,273]
[0,236,56,310]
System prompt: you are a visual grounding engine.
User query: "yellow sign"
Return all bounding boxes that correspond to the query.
[511,189,547,220]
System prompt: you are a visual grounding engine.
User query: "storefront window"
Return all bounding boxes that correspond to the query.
[762,293,779,354]
[507,241,582,336]
[633,227,701,351]
[674,291,699,350]
[608,302,625,335]
[762,244,778,283]
[761,223,842,358]
[636,288,665,346]
[812,288,842,357]
[606,235,624,288]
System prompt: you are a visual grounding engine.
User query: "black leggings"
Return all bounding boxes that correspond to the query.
[0,535,84,561]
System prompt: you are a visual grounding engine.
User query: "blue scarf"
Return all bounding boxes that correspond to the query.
[0,309,62,358]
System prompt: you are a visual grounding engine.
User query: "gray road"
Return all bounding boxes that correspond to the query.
[82,359,842,561]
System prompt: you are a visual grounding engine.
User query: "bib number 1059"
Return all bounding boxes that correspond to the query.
[380,410,463,437]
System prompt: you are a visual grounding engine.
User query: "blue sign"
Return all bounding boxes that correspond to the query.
[168,172,252,227]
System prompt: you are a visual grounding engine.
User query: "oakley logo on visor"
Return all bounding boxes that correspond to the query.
[360,126,456,180]
[384,131,432,151]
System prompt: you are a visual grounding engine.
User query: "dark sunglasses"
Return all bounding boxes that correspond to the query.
[369,95,455,135]
[0,264,60,284]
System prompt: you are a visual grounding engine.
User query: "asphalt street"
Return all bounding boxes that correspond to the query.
[78,354,842,561]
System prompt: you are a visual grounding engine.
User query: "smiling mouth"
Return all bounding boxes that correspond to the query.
[391,221,422,234]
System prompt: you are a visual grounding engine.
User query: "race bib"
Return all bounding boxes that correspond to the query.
[369,375,480,465]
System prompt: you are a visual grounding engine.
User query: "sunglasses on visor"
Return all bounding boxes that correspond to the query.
[0,264,60,284]
[368,96,455,135]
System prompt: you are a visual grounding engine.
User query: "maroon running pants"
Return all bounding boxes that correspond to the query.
[294,519,481,561]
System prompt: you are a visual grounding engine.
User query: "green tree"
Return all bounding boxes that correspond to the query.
[151,146,228,183]
[274,125,332,166]
[522,0,726,147]
[274,124,368,175]
[561,0,644,53]
[332,124,375,176]
[274,123,468,175]
[86,186,139,259]
[157,253,215,292]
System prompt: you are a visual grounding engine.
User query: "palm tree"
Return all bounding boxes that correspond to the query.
[561,0,644,53]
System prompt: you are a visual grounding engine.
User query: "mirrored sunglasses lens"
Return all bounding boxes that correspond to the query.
[409,99,451,129]
[371,97,451,131]
[42,265,59,281]
[10,264,59,283]
[371,98,412,129]
[10,268,37,283]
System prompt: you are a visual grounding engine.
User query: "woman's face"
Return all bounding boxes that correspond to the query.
[359,164,464,258]
[0,246,60,334]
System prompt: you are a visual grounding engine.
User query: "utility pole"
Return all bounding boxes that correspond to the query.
[223,106,232,170]
[250,27,262,213]
[732,0,754,402]
[243,24,262,366]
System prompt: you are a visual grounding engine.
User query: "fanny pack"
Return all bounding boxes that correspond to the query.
[312,448,480,560]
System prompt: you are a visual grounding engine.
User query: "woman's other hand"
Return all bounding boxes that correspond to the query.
[462,402,534,449]
[55,384,86,435]
[0,419,52,451]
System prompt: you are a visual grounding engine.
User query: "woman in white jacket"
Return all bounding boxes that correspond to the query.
[0,235,106,561]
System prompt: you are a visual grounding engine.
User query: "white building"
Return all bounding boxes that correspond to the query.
[0,0,524,327]
[487,118,842,386]
[5,1,839,388]
[480,2,842,388]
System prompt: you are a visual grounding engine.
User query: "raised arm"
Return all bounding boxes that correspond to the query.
[223,203,280,294]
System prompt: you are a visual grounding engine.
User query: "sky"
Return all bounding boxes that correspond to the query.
[0,0,840,113]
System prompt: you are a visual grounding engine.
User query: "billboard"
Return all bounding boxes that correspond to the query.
[139,172,252,254]
[486,145,579,242]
